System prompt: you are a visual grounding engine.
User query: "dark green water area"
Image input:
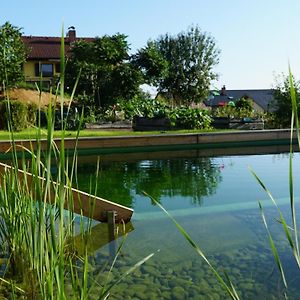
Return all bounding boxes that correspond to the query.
[74,146,300,299]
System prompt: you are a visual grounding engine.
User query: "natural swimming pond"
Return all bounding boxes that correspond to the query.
[75,146,300,299]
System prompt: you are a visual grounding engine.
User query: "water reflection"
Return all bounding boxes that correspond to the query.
[76,157,222,208]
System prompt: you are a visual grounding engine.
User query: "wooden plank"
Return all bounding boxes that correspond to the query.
[0,162,133,223]
[73,221,134,256]
[0,129,297,154]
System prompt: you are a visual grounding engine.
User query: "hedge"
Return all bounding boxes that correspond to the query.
[0,100,38,131]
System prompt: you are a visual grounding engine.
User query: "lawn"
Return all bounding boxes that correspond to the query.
[0,128,224,140]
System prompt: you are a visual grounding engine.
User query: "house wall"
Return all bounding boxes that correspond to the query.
[23,61,35,78]
[252,102,264,113]
[23,60,60,81]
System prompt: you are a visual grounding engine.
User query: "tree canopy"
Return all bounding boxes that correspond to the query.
[66,34,143,107]
[66,26,220,107]
[0,22,26,89]
[271,75,300,127]
[133,26,220,105]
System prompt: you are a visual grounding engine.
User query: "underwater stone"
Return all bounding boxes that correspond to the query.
[181,261,193,272]
[239,282,254,291]
[168,278,191,288]
[161,291,172,299]
[171,286,186,300]
[134,291,151,300]
[210,292,221,300]
[197,295,208,300]
[161,267,173,275]
[112,282,128,293]
[132,284,148,293]
[142,265,159,276]
[193,269,205,279]
[147,292,159,300]
[118,266,129,274]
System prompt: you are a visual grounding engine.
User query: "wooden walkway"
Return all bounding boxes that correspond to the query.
[0,162,133,223]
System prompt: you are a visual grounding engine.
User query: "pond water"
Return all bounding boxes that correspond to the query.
[75,146,300,299]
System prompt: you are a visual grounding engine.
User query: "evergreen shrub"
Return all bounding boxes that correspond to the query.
[0,100,38,131]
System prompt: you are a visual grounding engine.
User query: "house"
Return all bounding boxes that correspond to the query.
[21,27,94,85]
[206,85,275,112]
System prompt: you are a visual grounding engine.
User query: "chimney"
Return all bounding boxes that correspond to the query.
[67,26,76,42]
[220,85,226,96]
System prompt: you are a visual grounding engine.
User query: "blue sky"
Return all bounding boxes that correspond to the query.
[2,0,300,89]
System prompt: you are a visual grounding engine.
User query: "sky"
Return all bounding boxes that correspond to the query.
[2,0,300,90]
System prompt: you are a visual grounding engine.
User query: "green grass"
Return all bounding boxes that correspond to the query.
[0,128,233,140]
[0,25,153,299]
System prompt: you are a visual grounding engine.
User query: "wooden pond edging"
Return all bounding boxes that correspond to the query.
[0,129,296,154]
[0,162,133,223]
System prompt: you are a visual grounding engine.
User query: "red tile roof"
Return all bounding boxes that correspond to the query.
[22,36,95,60]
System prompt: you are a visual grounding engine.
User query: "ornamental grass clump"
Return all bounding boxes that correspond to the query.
[250,67,300,299]
[0,26,93,299]
[0,26,150,299]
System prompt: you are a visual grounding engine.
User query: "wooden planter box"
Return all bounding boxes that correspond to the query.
[212,117,264,130]
[229,118,264,130]
[133,116,171,131]
[211,117,230,129]
[85,120,132,131]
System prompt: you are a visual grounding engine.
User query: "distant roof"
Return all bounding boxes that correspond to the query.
[206,89,274,111]
[22,35,95,60]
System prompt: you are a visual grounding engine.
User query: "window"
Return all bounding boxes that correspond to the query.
[41,64,53,77]
[34,63,54,77]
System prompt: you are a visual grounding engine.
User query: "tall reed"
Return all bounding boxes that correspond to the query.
[0,27,92,299]
[250,67,300,298]
[0,25,143,299]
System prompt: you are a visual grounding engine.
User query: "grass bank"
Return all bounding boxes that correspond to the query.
[0,128,230,140]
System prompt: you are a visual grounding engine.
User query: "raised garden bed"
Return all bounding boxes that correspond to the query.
[133,116,171,131]
[85,120,132,131]
[212,117,264,130]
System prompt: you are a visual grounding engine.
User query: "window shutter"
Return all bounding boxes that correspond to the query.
[35,63,40,76]
[55,63,60,73]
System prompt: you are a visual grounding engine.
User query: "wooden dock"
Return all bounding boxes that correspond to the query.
[0,162,133,223]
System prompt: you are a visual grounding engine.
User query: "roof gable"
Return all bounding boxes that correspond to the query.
[22,35,95,60]
[207,89,274,111]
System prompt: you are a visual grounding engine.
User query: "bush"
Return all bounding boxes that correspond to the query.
[54,108,82,130]
[0,100,38,131]
[116,97,212,130]
[212,105,256,119]
[27,103,38,125]
[0,100,27,131]
[170,106,212,129]
[235,97,253,111]
[271,75,300,128]
[117,96,170,120]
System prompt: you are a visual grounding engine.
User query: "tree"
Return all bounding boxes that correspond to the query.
[235,97,254,111]
[133,26,220,105]
[271,75,300,127]
[0,22,26,90]
[131,41,169,86]
[66,34,143,107]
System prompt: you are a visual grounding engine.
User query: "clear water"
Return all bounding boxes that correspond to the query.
[75,147,300,299]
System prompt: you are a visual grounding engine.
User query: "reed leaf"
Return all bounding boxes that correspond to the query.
[250,167,300,267]
[143,192,240,300]
[258,202,287,288]
[288,67,300,258]
[100,252,155,299]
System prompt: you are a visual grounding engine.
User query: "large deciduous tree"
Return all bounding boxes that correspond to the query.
[0,22,26,90]
[133,26,220,104]
[271,75,300,127]
[66,34,143,107]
